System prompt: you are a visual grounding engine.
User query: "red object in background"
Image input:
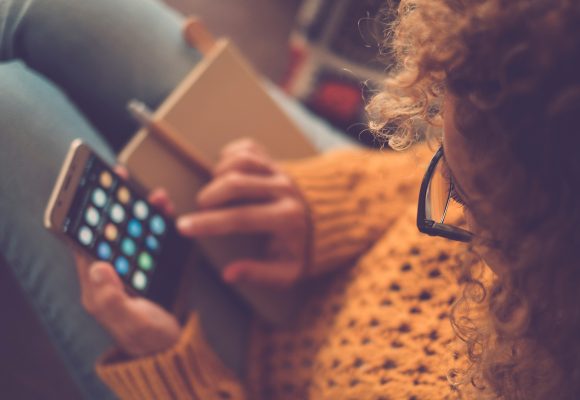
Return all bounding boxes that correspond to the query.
[282,45,308,90]
[311,80,362,123]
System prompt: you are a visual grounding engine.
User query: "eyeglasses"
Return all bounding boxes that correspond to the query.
[417,146,473,242]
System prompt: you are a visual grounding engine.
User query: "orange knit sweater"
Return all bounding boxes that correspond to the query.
[96,145,468,399]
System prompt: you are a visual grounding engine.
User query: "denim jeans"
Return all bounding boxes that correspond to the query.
[0,0,355,398]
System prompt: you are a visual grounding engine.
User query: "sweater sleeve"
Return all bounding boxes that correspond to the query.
[281,144,430,278]
[95,313,246,400]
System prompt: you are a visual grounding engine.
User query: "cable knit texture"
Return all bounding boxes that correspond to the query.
[96,314,246,400]
[281,146,431,277]
[96,146,470,399]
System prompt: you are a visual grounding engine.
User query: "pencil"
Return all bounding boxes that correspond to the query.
[127,99,212,175]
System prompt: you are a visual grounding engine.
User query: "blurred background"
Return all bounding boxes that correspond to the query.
[0,0,391,398]
[166,0,303,84]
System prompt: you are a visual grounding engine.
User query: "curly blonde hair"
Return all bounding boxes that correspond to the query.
[369,0,580,398]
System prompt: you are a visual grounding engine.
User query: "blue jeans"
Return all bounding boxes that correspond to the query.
[0,0,355,398]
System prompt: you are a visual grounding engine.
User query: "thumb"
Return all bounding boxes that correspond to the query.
[89,262,124,290]
[83,262,129,323]
[222,260,301,287]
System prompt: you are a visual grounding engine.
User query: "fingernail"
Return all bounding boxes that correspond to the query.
[90,266,104,284]
[223,269,237,283]
[177,217,193,232]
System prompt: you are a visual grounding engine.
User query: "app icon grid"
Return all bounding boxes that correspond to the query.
[66,159,169,294]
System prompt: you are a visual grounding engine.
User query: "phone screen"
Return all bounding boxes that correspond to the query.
[63,153,187,302]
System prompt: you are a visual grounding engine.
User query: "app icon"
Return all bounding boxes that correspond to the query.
[97,241,112,260]
[145,235,159,252]
[121,237,136,257]
[133,200,149,220]
[99,171,113,188]
[137,252,154,271]
[132,271,148,291]
[85,206,100,227]
[127,219,143,238]
[78,226,93,246]
[109,203,125,223]
[104,223,118,241]
[117,186,130,204]
[150,215,166,235]
[92,188,107,208]
[114,256,130,276]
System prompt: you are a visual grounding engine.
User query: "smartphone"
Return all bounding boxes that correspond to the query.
[44,139,190,310]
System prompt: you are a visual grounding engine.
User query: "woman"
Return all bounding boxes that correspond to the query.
[4,1,579,400]
[87,0,580,398]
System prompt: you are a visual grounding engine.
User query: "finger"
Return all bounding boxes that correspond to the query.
[214,150,275,177]
[197,173,289,209]
[177,198,302,237]
[84,264,180,357]
[114,165,129,180]
[80,262,126,317]
[221,138,267,159]
[148,187,175,216]
[222,260,301,287]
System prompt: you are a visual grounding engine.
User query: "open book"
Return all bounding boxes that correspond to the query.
[119,39,317,325]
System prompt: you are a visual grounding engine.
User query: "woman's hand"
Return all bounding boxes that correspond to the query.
[74,169,181,358]
[177,138,309,287]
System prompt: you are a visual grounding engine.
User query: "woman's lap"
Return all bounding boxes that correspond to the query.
[0,61,250,398]
[0,0,355,398]
[0,0,202,398]
[1,0,202,150]
[0,61,118,399]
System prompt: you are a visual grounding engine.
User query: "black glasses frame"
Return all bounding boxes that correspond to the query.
[417,147,473,243]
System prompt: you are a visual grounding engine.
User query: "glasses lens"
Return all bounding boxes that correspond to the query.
[425,159,451,224]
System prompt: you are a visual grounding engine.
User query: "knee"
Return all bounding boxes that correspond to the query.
[0,61,79,145]
[0,0,36,61]
[0,61,40,115]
